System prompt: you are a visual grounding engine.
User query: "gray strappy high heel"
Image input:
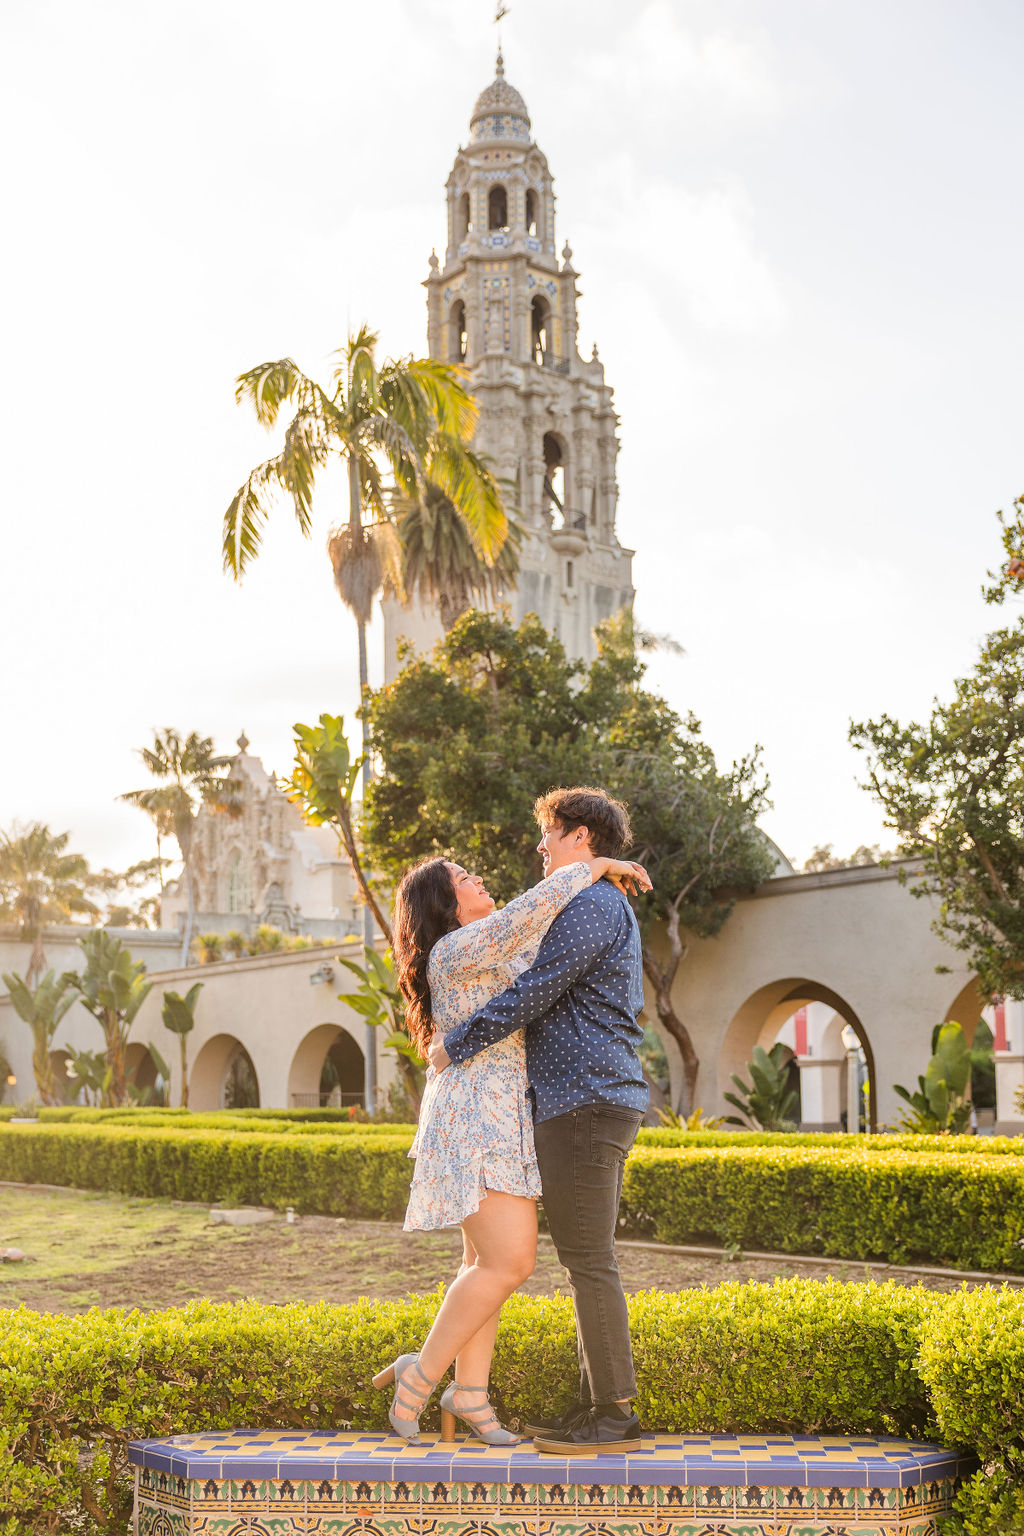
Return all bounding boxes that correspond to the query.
[372,1353,438,1441]
[439,1382,519,1445]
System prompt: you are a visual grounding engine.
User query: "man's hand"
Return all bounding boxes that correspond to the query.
[428,1033,451,1073]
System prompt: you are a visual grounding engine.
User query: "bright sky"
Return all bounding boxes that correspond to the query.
[2,0,1021,878]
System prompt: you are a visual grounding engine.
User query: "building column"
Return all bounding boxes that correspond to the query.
[797,1056,844,1132]
[993,998,1024,1133]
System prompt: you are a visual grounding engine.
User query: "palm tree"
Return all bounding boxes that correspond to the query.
[0,823,98,987]
[388,485,524,632]
[120,731,242,966]
[223,325,509,801]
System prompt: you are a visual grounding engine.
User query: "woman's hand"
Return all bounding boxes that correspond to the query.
[594,858,653,895]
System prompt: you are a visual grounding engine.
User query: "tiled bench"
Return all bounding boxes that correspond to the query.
[129,1428,975,1535]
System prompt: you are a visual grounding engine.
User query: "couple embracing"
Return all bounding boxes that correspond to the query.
[371,785,652,1453]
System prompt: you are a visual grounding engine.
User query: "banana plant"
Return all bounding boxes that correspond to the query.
[894,1021,972,1134]
[1,968,75,1105]
[62,931,153,1105]
[284,713,392,943]
[723,1043,800,1131]
[336,943,423,1112]
[161,982,202,1108]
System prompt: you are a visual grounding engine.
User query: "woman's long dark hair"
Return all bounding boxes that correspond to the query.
[393,858,460,1059]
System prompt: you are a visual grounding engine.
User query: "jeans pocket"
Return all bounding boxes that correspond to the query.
[588,1107,644,1169]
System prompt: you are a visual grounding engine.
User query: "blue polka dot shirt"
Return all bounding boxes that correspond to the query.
[442,878,649,1124]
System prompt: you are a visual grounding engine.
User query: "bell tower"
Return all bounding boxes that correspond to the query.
[383,52,634,676]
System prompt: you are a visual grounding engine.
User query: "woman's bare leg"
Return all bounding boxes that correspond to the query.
[410,1192,537,1405]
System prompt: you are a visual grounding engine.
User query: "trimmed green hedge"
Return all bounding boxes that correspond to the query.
[624,1144,1024,1271]
[0,1124,416,1216]
[6,1125,1024,1270]
[0,1280,945,1535]
[8,1280,1024,1536]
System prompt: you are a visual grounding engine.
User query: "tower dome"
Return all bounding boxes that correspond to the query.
[469,50,531,141]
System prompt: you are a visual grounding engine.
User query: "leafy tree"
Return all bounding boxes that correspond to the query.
[62,930,154,1105]
[0,968,75,1105]
[121,730,243,966]
[851,622,1024,998]
[893,1021,973,1134]
[223,326,509,842]
[362,609,773,1111]
[982,491,1024,604]
[722,1043,799,1131]
[802,843,893,872]
[87,857,169,929]
[0,823,98,986]
[285,714,392,942]
[336,943,424,1112]
[161,982,202,1108]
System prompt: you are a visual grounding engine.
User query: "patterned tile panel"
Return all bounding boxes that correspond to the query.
[132,1430,971,1536]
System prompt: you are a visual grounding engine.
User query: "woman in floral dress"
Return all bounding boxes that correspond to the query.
[372,851,649,1444]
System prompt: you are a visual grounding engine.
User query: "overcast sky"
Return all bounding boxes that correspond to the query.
[2,0,1021,878]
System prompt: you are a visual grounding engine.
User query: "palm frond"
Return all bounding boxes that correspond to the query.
[280,406,332,535]
[234,358,310,429]
[426,439,508,562]
[222,458,284,576]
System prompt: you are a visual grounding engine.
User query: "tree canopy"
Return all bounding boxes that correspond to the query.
[363,609,774,1108]
[851,619,1024,998]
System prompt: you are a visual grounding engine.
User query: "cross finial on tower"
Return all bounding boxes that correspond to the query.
[494,2,508,72]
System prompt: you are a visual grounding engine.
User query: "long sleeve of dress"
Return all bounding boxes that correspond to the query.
[429,861,592,993]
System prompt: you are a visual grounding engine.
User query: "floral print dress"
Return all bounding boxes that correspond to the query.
[404,861,592,1231]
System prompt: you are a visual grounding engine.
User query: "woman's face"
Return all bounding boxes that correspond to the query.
[445,861,495,926]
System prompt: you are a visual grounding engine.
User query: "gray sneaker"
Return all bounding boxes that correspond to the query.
[522,1400,590,1438]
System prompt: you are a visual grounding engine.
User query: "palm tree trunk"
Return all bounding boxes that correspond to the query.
[180,862,196,968]
[179,1034,189,1109]
[350,451,378,1112]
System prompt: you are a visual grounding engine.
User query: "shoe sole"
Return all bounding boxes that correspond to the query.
[533,1434,642,1455]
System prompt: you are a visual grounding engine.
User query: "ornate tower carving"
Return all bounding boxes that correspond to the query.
[383,52,634,677]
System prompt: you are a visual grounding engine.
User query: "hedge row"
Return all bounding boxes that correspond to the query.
[6,1105,1024,1157]
[4,1280,1023,1536]
[624,1143,1024,1271]
[5,1123,1024,1272]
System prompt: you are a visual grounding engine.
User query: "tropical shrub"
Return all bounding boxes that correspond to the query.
[894,1021,973,1133]
[723,1043,799,1130]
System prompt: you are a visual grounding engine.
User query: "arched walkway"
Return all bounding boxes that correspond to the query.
[288,1024,364,1109]
[190,1033,262,1111]
[722,978,877,1132]
[125,1042,165,1104]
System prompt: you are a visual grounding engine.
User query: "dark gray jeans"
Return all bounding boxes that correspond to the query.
[533,1103,644,1406]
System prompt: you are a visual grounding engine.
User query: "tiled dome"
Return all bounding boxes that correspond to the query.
[470,52,531,139]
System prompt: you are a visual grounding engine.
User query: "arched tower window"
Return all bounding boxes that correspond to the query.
[488,184,508,230]
[456,190,470,242]
[543,432,565,518]
[449,299,467,362]
[525,188,538,236]
[531,296,550,365]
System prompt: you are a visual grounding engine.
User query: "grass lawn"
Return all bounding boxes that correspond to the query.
[0,1184,1009,1314]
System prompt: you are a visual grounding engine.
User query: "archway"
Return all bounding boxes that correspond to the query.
[721,978,877,1132]
[531,296,550,365]
[449,298,467,362]
[288,1024,365,1109]
[456,190,470,242]
[47,1047,76,1105]
[125,1042,166,1106]
[525,187,538,236]
[488,184,507,229]
[190,1033,262,1111]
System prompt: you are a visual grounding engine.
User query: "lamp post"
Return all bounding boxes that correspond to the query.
[841,1024,862,1135]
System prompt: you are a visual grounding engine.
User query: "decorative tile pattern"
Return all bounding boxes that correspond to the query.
[131,1431,974,1535]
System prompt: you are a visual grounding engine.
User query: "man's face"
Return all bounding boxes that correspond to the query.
[537,818,589,874]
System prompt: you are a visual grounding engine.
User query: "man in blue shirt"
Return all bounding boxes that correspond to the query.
[429,785,649,1452]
